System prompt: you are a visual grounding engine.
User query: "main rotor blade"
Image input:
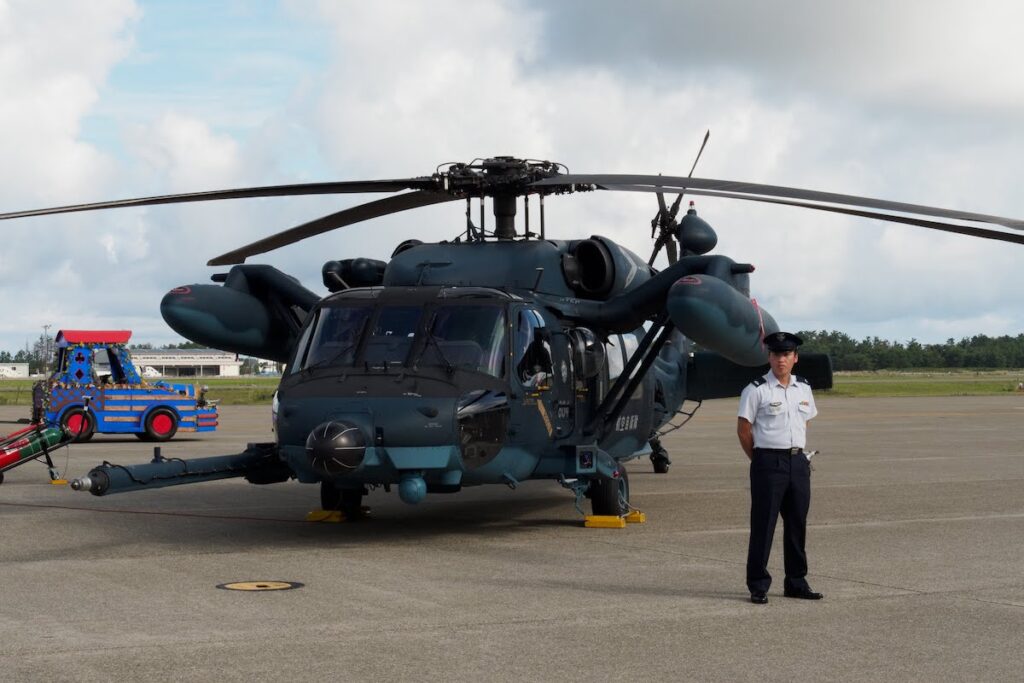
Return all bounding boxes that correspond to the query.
[534,174,1024,231]
[207,191,456,266]
[650,186,1024,246]
[0,179,433,221]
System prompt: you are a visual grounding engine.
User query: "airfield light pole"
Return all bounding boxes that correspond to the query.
[42,324,51,376]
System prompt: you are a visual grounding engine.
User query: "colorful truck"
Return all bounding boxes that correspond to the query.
[33,330,219,442]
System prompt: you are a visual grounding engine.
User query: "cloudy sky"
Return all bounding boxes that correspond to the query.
[1,0,1022,352]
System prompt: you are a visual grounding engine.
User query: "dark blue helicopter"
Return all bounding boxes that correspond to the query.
[3,154,1022,520]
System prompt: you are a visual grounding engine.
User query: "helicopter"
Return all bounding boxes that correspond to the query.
[2,152,1022,521]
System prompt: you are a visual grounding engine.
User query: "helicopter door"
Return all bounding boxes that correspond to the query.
[514,307,573,440]
[548,334,576,437]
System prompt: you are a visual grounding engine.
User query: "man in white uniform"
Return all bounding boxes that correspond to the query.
[737,332,822,604]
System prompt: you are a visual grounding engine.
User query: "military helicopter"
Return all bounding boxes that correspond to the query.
[3,152,1022,521]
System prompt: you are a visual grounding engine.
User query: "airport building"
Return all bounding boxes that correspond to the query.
[131,349,242,378]
[0,363,30,379]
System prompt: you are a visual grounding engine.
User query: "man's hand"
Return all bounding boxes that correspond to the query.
[737,417,754,461]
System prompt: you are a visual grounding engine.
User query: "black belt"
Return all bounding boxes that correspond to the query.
[754,447,804,455]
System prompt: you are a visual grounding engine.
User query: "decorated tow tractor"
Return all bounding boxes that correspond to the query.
[0,330,218,485]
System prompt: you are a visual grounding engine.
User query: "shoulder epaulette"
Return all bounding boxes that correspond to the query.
[751,378,765,387]
[795,375,809,385]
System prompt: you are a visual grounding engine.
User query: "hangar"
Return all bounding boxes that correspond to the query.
[131,349,242,378]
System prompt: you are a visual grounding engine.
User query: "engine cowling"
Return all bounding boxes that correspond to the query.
[561,236,653,299]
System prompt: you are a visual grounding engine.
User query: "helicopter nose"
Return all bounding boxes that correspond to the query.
[305,421,366,477]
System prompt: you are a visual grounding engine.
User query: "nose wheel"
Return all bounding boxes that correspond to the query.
[320,481,366,520]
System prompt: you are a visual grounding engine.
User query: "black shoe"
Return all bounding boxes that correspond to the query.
[750,592,768,604]
[783,587,823,600]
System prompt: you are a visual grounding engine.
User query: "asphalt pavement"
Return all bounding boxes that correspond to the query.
[0,395,1021,682]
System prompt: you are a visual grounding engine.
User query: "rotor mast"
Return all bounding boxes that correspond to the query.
[441,157,570,241]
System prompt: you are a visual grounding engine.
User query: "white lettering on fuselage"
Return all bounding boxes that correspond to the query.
[614,414,639,432]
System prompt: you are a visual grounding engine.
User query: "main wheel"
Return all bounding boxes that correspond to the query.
[143,408,178,442]
[590,464,630,516]
[0,471,5,485]
[61,408,96,443]
[320,481,365,520]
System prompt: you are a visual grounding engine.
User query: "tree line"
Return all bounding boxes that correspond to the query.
[797,331,1024,371]
[2,330,1021,375]
[0,336,207,374]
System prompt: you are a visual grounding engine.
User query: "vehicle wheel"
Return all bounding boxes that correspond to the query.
[144,408,178,442]
[61,408,96,443]
[320,481,365,520]
[590,464,630,516]
[0,471,5,485]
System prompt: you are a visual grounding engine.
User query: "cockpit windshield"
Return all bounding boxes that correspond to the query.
[300,305,372,370]
[417,305,506,378]
[294,302,507,378]
[364,306,422,368]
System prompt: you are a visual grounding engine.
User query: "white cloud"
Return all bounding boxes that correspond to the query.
[0,0,1020,354]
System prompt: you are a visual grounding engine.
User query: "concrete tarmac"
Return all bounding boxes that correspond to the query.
[0,395,1021,682]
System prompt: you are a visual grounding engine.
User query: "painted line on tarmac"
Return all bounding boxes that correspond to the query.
[591,539,1024,607]
[662,511,1024,536]
[0,500,308,524]
[635,477,1024,496]
[678,453,1024,466]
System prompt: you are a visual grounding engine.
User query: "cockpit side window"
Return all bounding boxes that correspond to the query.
[515,307,552,387]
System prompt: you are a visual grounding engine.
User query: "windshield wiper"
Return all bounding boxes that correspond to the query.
[303,318,368,373]
[415,322,455,375]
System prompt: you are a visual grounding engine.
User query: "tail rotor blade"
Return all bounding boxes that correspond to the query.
[665,236,679,265]
[647,235,665,267]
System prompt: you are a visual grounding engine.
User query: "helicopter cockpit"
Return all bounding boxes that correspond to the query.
[289,287,513,379]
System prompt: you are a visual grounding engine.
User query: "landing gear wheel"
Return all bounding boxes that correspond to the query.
[0,472,5,485]
[143,408,178,442]
[651,450,671,474]
[61,408,95,443]
[590,464,630,516]
[649,437,671,474]
[320,481,365,520]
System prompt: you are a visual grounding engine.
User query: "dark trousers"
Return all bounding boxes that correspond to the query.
[746,448,812,593]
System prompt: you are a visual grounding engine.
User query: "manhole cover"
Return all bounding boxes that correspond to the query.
[216,581,304,592]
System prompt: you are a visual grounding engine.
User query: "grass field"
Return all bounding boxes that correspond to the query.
[0,377,281,407]
[826,369,1024,397]
[0,371,1021,407]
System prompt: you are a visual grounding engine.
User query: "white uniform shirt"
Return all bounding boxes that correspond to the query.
[738,371,817,449]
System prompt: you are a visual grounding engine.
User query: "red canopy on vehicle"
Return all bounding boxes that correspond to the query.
[56,330,132,344]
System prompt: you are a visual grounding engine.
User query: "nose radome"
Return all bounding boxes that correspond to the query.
[305,421,366,477]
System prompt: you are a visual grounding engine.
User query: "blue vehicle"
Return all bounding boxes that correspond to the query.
[34,330,218,442]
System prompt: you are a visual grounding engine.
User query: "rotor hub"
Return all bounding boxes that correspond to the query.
[432,157,567,199]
